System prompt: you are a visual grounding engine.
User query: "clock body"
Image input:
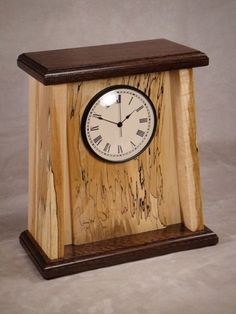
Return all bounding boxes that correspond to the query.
[17,39,218,278]
[25,70,192,249]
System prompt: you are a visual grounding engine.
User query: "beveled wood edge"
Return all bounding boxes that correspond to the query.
[17,52,209,86]
[19,224,218,280]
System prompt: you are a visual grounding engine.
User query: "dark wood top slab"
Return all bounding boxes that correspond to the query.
[17,39,209,85]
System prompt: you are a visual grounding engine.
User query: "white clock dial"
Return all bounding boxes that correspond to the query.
[81,85,157,163]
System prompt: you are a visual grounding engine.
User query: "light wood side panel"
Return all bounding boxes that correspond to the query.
[28,77,37,237]
[67,72,181,245]
[50,84,72,250]
[28,78,58,257]
[28,79,71,258]
[170,69,204,231]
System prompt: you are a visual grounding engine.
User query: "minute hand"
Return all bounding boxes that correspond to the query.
[121,109,136,124]
[95,116,118,125]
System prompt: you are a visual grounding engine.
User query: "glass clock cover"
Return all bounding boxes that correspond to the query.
[81,85,157,163]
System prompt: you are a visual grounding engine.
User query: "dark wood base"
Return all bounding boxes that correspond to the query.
[19,224,218,280]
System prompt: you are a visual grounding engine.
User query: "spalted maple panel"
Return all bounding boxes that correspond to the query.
[67,72,181,245]
[170,69,204,231]
[28,78,70,258]
[28,69,204,257]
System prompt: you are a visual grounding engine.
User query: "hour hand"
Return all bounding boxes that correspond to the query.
[121,109,136,123]
[93,114,118,125]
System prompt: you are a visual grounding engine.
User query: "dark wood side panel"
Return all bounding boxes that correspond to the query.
[17,39,209,85]
[20,224,218,279]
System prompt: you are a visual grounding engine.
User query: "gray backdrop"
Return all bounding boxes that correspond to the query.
[0,1,236,314]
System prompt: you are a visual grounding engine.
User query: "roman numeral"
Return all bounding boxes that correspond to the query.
[117,95,121,103]
[130,141,136,147]
[93,113,102,118]
[103,143,111,153]
[139,118,147,123]
[90,125,99,131]
[118,145,123,154]
[128,96,133,105]
[136,105,144,112]
[93,135,102,145]
[136,129,145,137]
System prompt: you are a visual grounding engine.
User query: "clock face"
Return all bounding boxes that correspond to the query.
[81,85,157,163]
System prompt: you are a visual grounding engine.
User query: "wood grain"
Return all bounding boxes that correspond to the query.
[170,69,204,231]
[17,39,209,85]
[20,224,218,279]
[67,72,181,245]
[28,69,204,258]
[28,78,70,258]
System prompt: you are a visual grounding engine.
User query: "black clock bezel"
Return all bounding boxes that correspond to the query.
[81,84,157,163]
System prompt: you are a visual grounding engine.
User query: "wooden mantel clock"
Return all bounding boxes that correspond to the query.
[17,39,218,279]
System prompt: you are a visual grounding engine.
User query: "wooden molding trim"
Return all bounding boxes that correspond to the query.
[17,39,209,85]
[20,224,218,279]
